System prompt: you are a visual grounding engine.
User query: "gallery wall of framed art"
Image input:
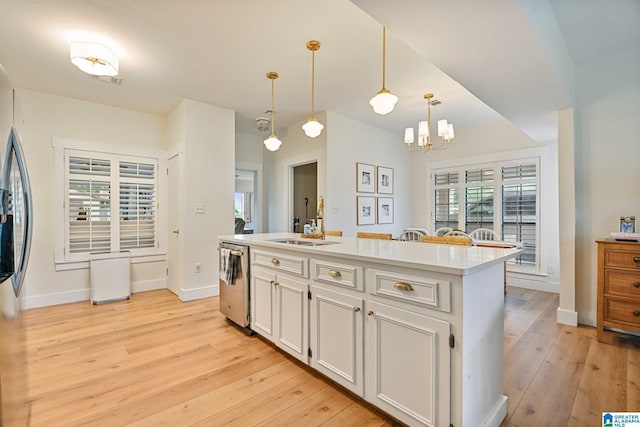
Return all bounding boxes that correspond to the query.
[355,162,394,225]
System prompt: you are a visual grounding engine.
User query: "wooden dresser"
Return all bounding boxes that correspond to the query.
[597,239,640,342]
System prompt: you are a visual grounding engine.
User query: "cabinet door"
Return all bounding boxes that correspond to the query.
[250,267,275,341]
[309,285,364,396]
[274,274,308,363]
[365,300,450,427]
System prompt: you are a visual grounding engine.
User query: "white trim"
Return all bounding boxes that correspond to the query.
[178,284,219,301]
[480,395,507,427]
[52,136,164,160]
[55,253,166,271]
[507,272,559,293]
[22,278,167,310]
[280,150,325,233]
[556,308,578,326]
[236,161,263,233]
[426,146,549,171]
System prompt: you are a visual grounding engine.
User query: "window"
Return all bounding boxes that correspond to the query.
[433,172,459,230]
[432,158,539,272]
[64,149,158,261]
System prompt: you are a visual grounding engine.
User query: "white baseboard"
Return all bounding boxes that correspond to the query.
[22,289,90,310]
[179,284,219,302]
[507,274,559,293]
[557,307,578,326]
[482,395,508,427]
[578,310,596,327]
[132,278,166,293]
[23,279,168,310]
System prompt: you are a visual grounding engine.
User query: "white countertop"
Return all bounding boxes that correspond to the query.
[219,232,523,275]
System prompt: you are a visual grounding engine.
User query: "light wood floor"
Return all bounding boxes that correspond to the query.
[21,287,639,427]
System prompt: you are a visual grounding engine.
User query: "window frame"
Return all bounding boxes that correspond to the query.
[53,137,166,270]
[430,155,542,275]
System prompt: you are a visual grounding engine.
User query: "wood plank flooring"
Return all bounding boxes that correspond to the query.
[21,287,639,426]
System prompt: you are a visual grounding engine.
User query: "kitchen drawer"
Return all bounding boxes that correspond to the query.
[604,269,640,297]
[367,268,451,313]
[603,247,640,270]
[252,249,308,278]
[604,297,640,329]
[311,258,364,291]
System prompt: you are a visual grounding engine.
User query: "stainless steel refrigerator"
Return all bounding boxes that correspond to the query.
[0,63,34,426]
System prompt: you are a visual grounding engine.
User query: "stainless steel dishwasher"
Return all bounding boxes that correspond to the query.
[218,241,252,334]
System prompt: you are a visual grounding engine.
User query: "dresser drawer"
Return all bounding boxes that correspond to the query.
[603,247,640,270]
[604,269,640,297]
[604,297,640,328]
[311,259,364,291]
[367,268,451,313]
[252,249,308,278]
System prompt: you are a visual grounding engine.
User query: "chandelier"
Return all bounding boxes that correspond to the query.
[403,93,455,151]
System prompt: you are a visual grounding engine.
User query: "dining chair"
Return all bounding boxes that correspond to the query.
[356,232,392,240]
[398,229,427,242]
[444,229,471,238]
[420,235,473,246]
[434,227,453,237]
[469,228,500,241]
[325,230,343,237]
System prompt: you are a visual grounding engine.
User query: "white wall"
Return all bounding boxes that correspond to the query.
[16,89,167,308]
[178,99,235,301]
[574,48,640,326]
[264,112,327,232]
[325,111,410,237]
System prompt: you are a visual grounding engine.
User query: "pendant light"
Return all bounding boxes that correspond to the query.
[404,93,455,152]
[302,40,324,138]
[369,27,398,115]
[264,71,282,151]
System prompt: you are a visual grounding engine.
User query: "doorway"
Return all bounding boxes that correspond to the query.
[292,162,317,233]
[234,169,256,233]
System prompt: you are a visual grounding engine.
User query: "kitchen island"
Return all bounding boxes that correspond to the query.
[218,232,523,427]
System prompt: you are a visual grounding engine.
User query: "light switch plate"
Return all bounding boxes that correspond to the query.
[195,203,205,214]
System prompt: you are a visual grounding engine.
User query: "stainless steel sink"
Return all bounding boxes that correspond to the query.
[267,238,339,247]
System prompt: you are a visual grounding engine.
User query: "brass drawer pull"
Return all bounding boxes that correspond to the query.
[635,282,640,288]
[353,307,361,312]
[273,281,279,287]
[271,258,280,266]
[367,310,374,316]
[634,310,640,317]
[394,282,414,292]
[634,256,640,265]
[328,270,342,278]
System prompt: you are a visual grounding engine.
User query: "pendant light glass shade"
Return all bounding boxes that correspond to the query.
[370,27,397,115]
[70,42,119,76]
[264,71,282,151]
[302,40,324,138]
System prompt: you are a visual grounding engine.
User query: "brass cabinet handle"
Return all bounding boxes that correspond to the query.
[353,307,361,312]
[367,310,374,316]
[271,258,280,266]
[634,310,640,317]
[634,257,640,265]
[634,282,640,288]
[394,282,414,291]
[270,280,279,287]
[328,270,342,278]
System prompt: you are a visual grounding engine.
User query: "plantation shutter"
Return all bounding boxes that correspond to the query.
[67,156,112,253]
[119,161,156,250]
[502,163,537,265]
[433,172,459,230]
[465,168,495,233]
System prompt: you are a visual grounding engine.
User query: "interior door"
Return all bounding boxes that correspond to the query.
[167,154,182,296]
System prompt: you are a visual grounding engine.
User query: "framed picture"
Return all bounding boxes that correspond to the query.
[377,166,394,194]
[377,197,394,224]
[356,162,375,193]
[620,215,635,233]
[357,196,376,225]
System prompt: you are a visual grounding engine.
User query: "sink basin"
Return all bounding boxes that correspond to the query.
[267,238,339,247]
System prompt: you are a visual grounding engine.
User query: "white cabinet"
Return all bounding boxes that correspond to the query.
[250,265,308,363]
[365,299,450,427]
[309,284,364,396]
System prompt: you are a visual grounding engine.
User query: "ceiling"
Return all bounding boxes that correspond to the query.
[0,0,638,141]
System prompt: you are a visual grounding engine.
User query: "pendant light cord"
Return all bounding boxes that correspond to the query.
[311,49,316,118]
[382,27,387,90]
[270,77,276,138]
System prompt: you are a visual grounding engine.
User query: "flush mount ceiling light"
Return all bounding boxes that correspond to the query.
[70,41,119,76]
[404,93,455,152]
[369,27,398,115]
[302,40,324,138]
[263,71,282,152]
